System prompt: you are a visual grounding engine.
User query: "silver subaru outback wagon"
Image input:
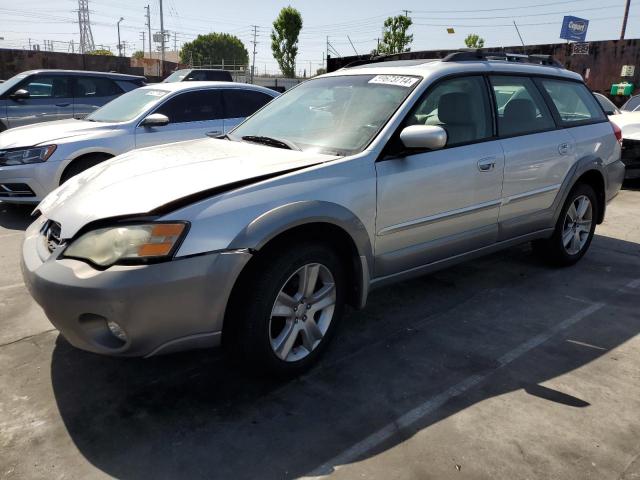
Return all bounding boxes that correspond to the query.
[22,52,625,376]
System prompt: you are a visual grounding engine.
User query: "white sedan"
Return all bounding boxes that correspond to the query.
[0,81,278,203]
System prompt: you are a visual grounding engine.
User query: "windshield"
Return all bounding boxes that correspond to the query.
[86,88,169,123]
[230,74,420,155]
[621,95,640,112]
[0,73,29,95]
[163,70,189,83]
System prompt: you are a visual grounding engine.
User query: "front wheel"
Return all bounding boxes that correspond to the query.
[227,242,346,376]
[533,183,598,266]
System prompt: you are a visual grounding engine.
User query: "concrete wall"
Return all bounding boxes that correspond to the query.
[327,39,640,95]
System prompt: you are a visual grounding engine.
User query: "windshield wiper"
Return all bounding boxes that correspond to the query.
[241,135,300,151]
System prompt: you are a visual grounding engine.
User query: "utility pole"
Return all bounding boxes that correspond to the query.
[250,25,258,83]
[145,5,152,58]
[159,0,165,75]
[140,31,146,55]
[621,0,631,39]
[173,31,177,51]
[326,36,329,69]
[402,9,411,18]
[117,17,124,56]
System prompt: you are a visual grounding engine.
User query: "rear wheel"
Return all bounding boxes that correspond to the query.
[60,153,112,184]
[227,242,345,376]
[533,183,598,266]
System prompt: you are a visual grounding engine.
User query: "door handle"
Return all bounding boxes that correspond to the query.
[206,130,222,137]
[558,143,570,155]
[55,103,70,107]
[477,157,497,172]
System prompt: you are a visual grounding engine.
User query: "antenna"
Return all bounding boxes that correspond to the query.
[77,0,95,54]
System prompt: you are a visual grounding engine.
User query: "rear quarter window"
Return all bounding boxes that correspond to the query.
[539,79,606,125]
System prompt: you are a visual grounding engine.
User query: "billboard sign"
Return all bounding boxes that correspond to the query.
[560,16,589,42]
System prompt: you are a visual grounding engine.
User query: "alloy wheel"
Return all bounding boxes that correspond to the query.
[562,194,593,255]
[269,263,337,362]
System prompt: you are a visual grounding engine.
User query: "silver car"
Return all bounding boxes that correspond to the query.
[22,53,625,376]
[0,82,277,203]
[0,70,146,130]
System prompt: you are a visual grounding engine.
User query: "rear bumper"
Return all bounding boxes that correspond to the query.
[21,217,251,357]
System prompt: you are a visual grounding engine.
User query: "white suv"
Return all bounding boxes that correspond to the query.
[22,52,625,376]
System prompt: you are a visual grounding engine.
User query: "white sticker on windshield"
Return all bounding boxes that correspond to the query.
[145,90,168,97]
[368,75,419,88]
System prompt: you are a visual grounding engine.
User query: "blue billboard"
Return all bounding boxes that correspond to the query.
[560,16,589,42]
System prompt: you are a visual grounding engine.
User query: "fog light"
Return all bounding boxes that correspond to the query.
[107,320,127,342]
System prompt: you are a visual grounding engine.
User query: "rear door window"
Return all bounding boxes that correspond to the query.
[538,78,606,125]
[155,89,223,123]
[74,77,122,98]
[489,76,556,137]
[222,89,273,118]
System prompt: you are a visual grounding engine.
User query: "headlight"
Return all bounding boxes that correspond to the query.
[63,222,188,268]
[0,145,57,166]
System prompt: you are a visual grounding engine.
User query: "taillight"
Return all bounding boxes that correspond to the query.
[611,121,623,145]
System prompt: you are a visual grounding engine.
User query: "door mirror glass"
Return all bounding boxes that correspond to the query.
[140,113,170,127]
[10,89,30,100]
[399,125,447,150]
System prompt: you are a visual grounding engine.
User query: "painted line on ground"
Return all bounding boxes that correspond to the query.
[302,301,606,478]
[0,283,25,292]
[0,232,23,239]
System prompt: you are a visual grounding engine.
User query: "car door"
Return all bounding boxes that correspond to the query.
[135,89,224,148]
[489,75,576,239]
[374,75,505,278]
[221,89,274,132]
[72,76,123,119]
[6,74,74,127]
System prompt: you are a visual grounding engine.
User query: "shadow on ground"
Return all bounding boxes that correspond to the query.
[48,234,640,479]
[0,202,34,230]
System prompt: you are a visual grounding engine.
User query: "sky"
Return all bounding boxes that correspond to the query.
[0,0,638,75]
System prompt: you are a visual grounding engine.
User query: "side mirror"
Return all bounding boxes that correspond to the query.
[140,113,170,128]
[399,125,447,151]
[10,89,30,100]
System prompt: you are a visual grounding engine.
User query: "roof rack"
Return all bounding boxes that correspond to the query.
[442,50,564,68]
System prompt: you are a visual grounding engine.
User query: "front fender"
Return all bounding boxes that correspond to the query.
[229,201,373,308]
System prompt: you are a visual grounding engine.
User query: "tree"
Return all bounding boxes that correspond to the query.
[86,49,113,56]
[271,6,303,78]
[378,15,413,55]
[315,67,327,76]
[464,34,485,49]
[132,50,145,59]
[179,33,248,66]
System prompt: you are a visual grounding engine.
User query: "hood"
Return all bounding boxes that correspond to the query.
[38,138,338,238]
[609,111,640,140]
[0,119,119,148]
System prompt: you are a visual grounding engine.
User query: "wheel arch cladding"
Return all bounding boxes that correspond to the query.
[60,151,114,183]
[555,156,607,225]
[228,201,373,309]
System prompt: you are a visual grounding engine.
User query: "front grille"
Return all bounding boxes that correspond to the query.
[41,220,62,252]
[0,183,35,198]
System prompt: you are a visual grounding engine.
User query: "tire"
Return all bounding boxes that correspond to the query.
[60,154,111,184]
[533,183,598,266]
[227,242,346,377]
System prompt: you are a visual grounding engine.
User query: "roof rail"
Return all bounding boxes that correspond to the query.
[442,49,564,68]
[341,55,437,69]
